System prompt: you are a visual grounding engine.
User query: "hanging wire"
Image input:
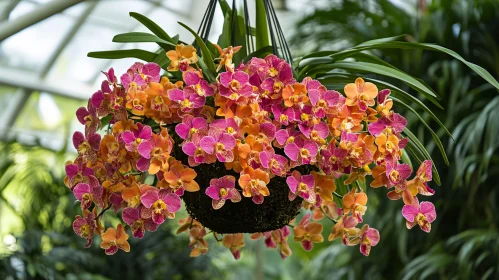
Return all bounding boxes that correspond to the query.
[194,0,291,63]
[243,0,255,54]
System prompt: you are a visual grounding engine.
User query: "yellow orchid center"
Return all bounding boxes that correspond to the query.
[194,147,204,157]
[385,140,394,151]
[84,115,93,124]
[300,148,310,158]
[189,127,197,135]
[182,99,192,108]
[273,81,284,92]
[317,99,327,108]
[135,138,142,144]
[329,156,338,164]
[415,213,430,230]
[216,142,225,151]
[140,73,146,79]
[229,80,240,90]
[287,136,295,144]
[389,170,399,182]
[279,114,288,122]
[227,127,235,134]
[153,199,167,212]
[78,141,90,154]
[269,67,278,77]
[195,84,205,96]
[152,147,162,157]
[130,82,138,88]
[298,182,308,192]
[82,193,92,201]
[219,188,228,197]
[129,196,141,208]
[301,113,309,122]
[230,93,239,100]
[80,224,92,237]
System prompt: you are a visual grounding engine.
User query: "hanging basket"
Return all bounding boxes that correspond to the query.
[172,140,302,234]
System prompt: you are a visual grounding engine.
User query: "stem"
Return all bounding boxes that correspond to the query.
[213,231,221,242]
[286,223,295,228]
[333,192,343,198]
[94,204,112,220]
[320,207,338,224]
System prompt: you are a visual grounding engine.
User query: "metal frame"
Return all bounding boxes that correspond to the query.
[0,0,86,41]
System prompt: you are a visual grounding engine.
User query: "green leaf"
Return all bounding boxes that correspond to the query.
[233,15,248,65]
[113,32,175,45]
[87,49,157,62]
[328,61,442,105]
[112,32,175,51]
[243,46,274,63]
[255,0,270,49]
[403,128,442,185]
[129,12,174,43]
[393,97,449,165]
[178,22,217,76]
[218,13,231,48]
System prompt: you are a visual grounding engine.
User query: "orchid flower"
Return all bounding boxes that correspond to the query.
[286,170,316,204]
[100,224,130,255]
[344,77,378,110]
[293,214,324,251]
[73,210,97,248]
[222,233,245,260]
[141,186,181,224]
[284,137,318,166]
[122,207,159,238]
[402,198,436,233]
[205,175,241,209]
[200,130,236,162]
[166,44,198,72]
[73,183,104,210]
[238,167,270,204]
[359,225,380,256]
[183,71,214,97]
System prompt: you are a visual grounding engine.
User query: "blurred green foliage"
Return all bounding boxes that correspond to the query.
[291,0,499,279]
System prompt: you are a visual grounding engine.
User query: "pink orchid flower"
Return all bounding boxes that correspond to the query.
[301,122,329,144]
[284,137,318,166]
[260,55,295,97]
[141,188,181,225]
[402,198,436,233]
[209,118,241,139]
[65,160,99,190]
[102,67,117,85]
[183,71,214,97]
[272,104,296,126]
[286,170,316,204]
[72,131,101,161]
[182,134,216,165]
[72,210,97,248]
[309,88,341,118]
[275,128,301,147]
[120,62,160,90]
[200,130,236,162]
[259,149,288,176]
[359,225,380,256]
[121,123,152,152]
[205,175,241,210]
[122,206,159,238]
[368,113,407,136]
[73,183,104,210]
[218,71,253,102]
[320,141,348,175]
[175,115,208,140]
[386,160,412,186]
[76,102,99,136]
[168,88,205,112]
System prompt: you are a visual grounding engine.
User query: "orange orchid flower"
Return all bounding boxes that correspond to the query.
[238,167,270,204]
[166,44,198,72]
[344,77,378,110]
[100,224,130,255]
[162,161,200,193]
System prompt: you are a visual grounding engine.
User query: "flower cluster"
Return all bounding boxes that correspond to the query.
[67,44,437,259]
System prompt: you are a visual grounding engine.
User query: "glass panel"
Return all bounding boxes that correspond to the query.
[46,22,123,84]
[89,0,152,31]
[0,5,74,73]
[12,92,85,151]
